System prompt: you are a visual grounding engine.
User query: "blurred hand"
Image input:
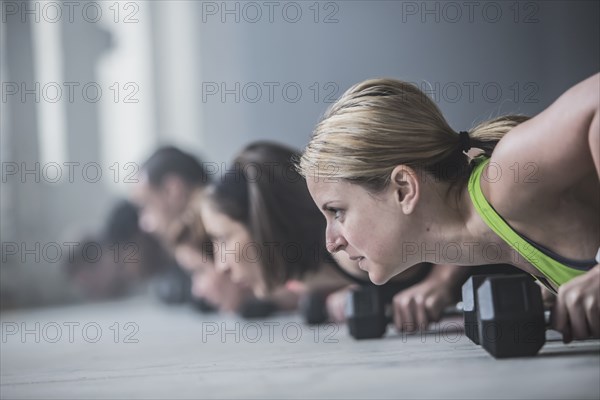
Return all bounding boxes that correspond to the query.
[270,285,302,312]
[552,265,600,343]
[325,285,357,323]
[392,278,456,333]
[194,268,251,313]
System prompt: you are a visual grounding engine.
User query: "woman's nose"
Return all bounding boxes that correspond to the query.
[325,225,347,253]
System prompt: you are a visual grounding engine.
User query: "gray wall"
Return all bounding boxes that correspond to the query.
[194,1,599,163]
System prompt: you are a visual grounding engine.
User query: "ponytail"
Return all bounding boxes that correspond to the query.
[469,115,531,157]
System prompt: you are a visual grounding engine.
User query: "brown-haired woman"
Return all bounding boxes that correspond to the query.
[170,190,253,313]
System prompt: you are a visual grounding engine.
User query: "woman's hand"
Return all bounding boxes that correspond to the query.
[325,285,358,323]
[194,268,252,313]
[391,264,467,332]
[552,265,600,342]
[392,278,456,332]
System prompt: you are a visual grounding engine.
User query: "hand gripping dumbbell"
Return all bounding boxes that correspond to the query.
[345,285,462,339]
[463,274,550,358]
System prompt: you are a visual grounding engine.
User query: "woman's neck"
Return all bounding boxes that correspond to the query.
[415,181,539,275]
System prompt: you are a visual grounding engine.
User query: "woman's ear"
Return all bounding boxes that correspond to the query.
[389,165,419,214]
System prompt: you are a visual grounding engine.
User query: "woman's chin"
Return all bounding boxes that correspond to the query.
[367,268,393,286]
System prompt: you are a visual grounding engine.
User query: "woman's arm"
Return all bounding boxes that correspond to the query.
[487,72,599,341]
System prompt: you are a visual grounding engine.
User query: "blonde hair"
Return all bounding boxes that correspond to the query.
[298,78,529,193]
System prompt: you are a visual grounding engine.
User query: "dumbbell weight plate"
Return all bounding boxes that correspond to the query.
[345,286,388,339]
[462,275,488,345]
[476,275,546,358]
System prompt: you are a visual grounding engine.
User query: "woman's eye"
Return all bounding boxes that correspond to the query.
[328,207,343,220]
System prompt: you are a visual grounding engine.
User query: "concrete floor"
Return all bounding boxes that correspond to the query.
[1,296,599,399]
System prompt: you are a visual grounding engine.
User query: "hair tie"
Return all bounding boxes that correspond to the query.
[458,131,471,152]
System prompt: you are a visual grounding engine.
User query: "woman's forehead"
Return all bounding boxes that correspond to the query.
[307,179,362,204]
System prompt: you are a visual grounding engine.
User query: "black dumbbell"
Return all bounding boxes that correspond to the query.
[475,274,547,358]
[461,265,528,344]
[299,291,329,325]
[462,275,489,344]
[191,297,218,313]
[238,291,331,322]
[345,285,462,340]
[238,292,331,323]
[345,285,388,339]
[237,298,278,319]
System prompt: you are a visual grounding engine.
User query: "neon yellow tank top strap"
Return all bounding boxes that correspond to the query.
[467,157,586,287]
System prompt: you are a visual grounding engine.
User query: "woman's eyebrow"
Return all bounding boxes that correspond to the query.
[321,201,333,212]
[322,201,343,212]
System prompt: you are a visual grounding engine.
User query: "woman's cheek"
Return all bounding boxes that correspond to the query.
[346,217,368,248]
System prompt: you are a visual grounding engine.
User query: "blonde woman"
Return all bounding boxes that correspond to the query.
[299,73,600,341]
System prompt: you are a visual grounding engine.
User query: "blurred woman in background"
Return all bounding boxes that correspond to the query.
[64,200,168,300]
[170,189,255,313]
[130,146,213,305]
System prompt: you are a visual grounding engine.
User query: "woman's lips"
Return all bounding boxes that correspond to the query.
[357,257,367,270]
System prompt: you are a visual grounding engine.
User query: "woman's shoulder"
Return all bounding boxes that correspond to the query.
[482,73,599,219]
[477,126,554,223]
